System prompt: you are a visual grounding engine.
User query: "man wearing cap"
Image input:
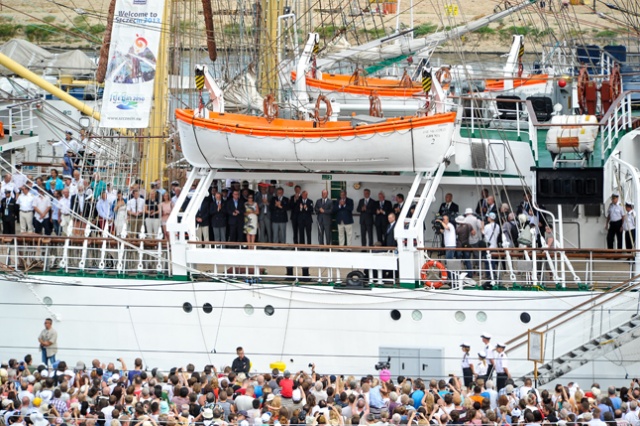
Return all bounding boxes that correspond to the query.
[460,343,474,388]
[606,193,625,249]
[16,185,35,233]
[494,342,510,391]
[33,187,52,236]
[50,130,81,154]
[1,188,17,234]
[623,201,636,250]
[256,183,272,243]
[480,333,495,382]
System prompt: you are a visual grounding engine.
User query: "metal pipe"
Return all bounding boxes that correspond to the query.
[0,52,100,121]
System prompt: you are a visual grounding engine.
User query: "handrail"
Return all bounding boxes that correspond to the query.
[505,273,640,353]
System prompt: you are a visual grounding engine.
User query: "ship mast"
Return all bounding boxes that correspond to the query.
[258,0,280,95]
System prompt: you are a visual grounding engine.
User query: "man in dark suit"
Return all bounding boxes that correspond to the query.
[270,187,289,244]
[225,190,245,242]
[357,189,376,246]
[210,192,227,243]
[297,190,314,245]
[195,191,213,244]
[385,212,397,247]
[375,191,393,244]
[315,189,333,245]
[438,193,459,222]
[1,189,17,234]
[393,193,406,217]
[333,190,354,246]
[289,185,302,244]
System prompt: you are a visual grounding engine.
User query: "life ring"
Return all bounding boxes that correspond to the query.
[577,64,589,114]
[314,95,332,124]
[398,69,413,88]
[349,68,368,86]
[517,62,524,78]
[263,93,279,122]
[420,260,447,288]
[369,91,383,118]
[435,66,452,85]
[0,121,4,139]
[610,62,622,100]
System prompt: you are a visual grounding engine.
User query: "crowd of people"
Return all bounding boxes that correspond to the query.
[1,341,639,426]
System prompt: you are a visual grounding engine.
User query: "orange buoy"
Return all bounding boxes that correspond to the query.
[420,260,447,288]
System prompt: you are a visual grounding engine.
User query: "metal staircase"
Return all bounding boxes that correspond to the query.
[518,315,640,385]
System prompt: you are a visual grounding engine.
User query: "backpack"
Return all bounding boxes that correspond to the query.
[518,226,533,247]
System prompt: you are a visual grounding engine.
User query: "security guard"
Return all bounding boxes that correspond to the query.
[481,332,495,381]
[494,342,510,392]
[606,193,625,249]
[460,343,474,388]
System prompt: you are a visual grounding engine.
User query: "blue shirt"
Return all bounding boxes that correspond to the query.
[611,397,622,410]
[369,385,384,409]
[254,385,263,398]
[46,177,64,192]
[411,390,425,409]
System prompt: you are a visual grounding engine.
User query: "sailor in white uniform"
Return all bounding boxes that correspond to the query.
[476,351,488,380]
[624,201,636,250]
[494,342,510,392]
[460,343,474,388]
[481,332,495,381]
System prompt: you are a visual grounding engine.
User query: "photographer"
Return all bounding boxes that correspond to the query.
[436,215,456,260]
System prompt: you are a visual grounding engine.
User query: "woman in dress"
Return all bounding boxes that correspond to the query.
[244,193,259,244]
[114,191,128,236]
[161,192,174,239]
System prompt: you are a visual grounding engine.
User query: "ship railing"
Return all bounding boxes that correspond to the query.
[0,99,39,142]
[0,234,172,277]
[185,240,400,286]
[502,270,640,381]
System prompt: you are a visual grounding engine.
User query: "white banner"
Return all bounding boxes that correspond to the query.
[99,0,166,128]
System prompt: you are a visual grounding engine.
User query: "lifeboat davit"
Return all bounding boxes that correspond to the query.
[175,109,457,172]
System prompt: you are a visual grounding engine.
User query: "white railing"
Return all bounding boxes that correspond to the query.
[601,91,634,159]
[2,99,39,140]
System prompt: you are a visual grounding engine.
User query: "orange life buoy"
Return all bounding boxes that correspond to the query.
[369,91,383,118]
[398,69,413,88]
[435,66,452,85]
[420,260,447,288]
[0,121,4,139]
[263,93,279,122]
[314,95,332,124]
[610,62,622,100]
[349,68,368,86]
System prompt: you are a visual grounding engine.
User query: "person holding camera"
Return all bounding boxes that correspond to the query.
[436,215,456,260]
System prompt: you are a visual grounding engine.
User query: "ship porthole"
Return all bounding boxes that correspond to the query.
[390,309,401,321]
[476,311,487,323]
[520,312,531,323]
[43,297,53,307]
[244,304,254,315]
[264,305,275,316]
[182,302,193,313]
[203,303,213,314]
[455,311,466,322]
[412,310,422,321]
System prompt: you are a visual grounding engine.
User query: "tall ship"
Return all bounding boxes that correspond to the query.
[1,0,640,386]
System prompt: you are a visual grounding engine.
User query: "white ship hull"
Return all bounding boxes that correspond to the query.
[2,274,637,384]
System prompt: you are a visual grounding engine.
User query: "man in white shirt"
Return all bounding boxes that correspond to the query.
[1,174,14,199]
[33,187,52,235]
[58,189,72,236]
[624,401,640,426]
[127,189,145,236]
[624,201,636,250]
[96,190,113,232]
[437,215,456,260]
[13,164,27,194]
[606,193,625,249]
[49,130,81,154]
[494,343,510,392]
[17,185,35,233]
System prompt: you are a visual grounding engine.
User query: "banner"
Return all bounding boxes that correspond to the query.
[99,0,166,128]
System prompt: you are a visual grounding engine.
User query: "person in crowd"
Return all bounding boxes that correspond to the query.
[1,173,14,197]
[256,183,272,243]
[231,347,250,375]
[226,190,245,243]
[12,164,27,193]
[127,189,145,237]
[334,190,354,246]
[494,342,510,391]
[145,189,161,238]
[270,187,289,244]
[315,189,333,245]
[244,193,259,244]
[16,185,35,233]
[624,201,636,250]
[439,193,460,223]
[606,193,625,249]
[70,183,90,236]
[45,169,64,194]
[161,191,174,239]
[483,212,500,278]
[460,343,474,388]
[464,207,484,270]
[289,185,302,245]
[357,189,376,246]
[61,150,77,176]
[58,188,72,236]
[114,190,128,236]
[297,190,313,245]
[393,193,405,216]
[96,190,113,232]
[476,188,490,220]
[1,188,17,234]
[436,215,456,260]
[32,186,52,235]
[37,318,57,365]
[49,190,61,236]
[210,191,226,244]
[375,191,392,244]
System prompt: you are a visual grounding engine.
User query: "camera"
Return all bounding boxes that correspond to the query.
[431,214,444,231]
[308,363,313,368]
[374,357,391,370]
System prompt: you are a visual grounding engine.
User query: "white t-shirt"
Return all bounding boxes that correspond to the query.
[443,222,456,247]
[483,222,500,248]
[17,192,34,212]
